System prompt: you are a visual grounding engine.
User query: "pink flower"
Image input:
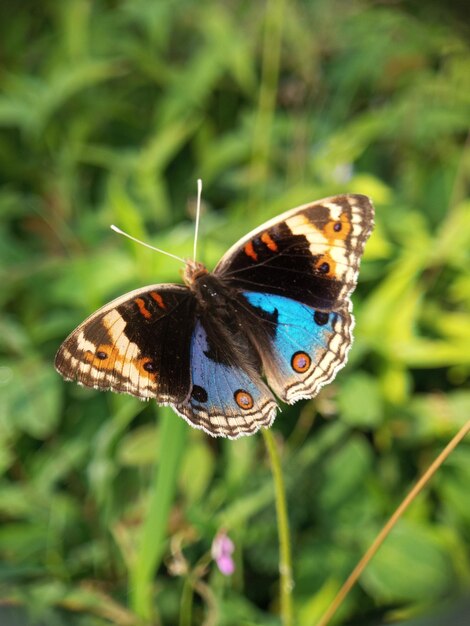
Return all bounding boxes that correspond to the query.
[211,530,235,576]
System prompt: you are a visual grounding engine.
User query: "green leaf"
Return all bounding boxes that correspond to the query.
[179,435,215,504]
[361,521,455,602]
[0,358,61,439]
[338,373,383,427]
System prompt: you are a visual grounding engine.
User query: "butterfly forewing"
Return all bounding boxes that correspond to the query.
[215,194,374,310]
[55,284,195,403]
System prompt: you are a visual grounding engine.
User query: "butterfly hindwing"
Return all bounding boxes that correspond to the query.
[55,285,195,402]
[215,194,374,310]
[240,291,353,403]
[173,319,277,439]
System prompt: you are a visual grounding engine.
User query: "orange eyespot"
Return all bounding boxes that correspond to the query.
[314,252,336,277]
[291,351,311,373]
[234,389,254,410]
[136,357,158,377]
[84,344,117,369]
[324,213,351,240]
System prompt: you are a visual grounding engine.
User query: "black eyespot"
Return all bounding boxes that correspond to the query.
[319,262,330,273]
[143,361,156,372]
[333,222,342,232]
[96,351,108,360]
[314,311,329,326]
[191,385,208,403]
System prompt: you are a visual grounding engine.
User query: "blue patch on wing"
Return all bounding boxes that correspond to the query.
[172,320,277,439]
[191,321,264,408]
[244,291,336,349]
[243,291,351,403]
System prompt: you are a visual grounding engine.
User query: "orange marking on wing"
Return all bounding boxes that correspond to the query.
[314,251,337,278]
[135,297,152,319]
[234,389,254,410]
[244,241,258,261]
[135,356,157,378]
[150,291,166,309]
[84,344,124,370]
[324,213,352,242]
[261,231,278,251]
[291,351,311,373]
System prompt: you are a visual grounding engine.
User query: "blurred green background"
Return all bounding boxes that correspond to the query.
[1,1,470,625]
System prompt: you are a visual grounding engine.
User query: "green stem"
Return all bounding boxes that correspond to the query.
[250,0,286,201]
[261,428,294,626]
[130,407,187,622]
[179,577,194,626]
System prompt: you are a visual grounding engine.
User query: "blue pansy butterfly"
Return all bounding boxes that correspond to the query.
[55,194,374,439]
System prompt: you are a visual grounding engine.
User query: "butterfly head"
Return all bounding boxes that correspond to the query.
[182,259,209,287]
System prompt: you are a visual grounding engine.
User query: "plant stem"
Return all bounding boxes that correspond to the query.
[317,418,470,626]
[262,428,294,626]
[179,577,194,626]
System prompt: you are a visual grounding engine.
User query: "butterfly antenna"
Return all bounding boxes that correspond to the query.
[193,178,203,262]
[110,225,185,264]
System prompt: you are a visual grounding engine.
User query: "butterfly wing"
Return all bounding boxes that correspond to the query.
[214,194,374,403]
[238,291,353,403]
[215,194,374,310]
[172,318,277,439]
[56,194,373,436]
[55,284,195,403]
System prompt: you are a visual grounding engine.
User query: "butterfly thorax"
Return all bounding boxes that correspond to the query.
[184,264,260,375]
[185,263,231,313]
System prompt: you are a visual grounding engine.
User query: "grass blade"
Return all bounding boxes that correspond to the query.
[130,407,187,621]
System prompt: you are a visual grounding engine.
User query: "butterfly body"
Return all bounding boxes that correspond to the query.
[56,194,374,438]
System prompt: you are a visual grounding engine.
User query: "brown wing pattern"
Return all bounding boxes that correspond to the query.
[215,194,374,310]
[55,285,195,403]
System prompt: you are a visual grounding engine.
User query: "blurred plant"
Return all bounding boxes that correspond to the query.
[211,531,235,577]
[1,1,470,625]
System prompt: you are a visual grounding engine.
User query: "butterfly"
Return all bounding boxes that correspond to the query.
[55,194,374,439]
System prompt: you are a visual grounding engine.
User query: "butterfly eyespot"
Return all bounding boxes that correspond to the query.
[333,222,342,232]
[318,262,330,273]
[291,351,311,373]
[96,351,108,360]
[234,389,254,410]
[143,361,156,372]
[314,311,330,326]
[191,385,208,403]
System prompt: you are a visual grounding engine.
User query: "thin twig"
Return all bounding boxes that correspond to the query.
[317,419,470,626]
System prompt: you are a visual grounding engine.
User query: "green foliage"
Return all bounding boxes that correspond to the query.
[1,1,470,624]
